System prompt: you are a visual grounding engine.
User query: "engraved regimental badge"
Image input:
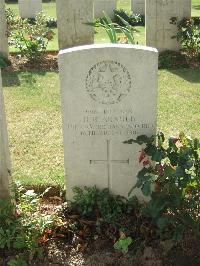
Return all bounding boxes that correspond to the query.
[86,60,131,104]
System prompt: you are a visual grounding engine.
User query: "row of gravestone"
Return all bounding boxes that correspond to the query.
[0,0,190,200]
[17,0,191,18]
[17,0,148,19]
[0,0,193,58]
[18,0,117,19]
[56,0,191,52]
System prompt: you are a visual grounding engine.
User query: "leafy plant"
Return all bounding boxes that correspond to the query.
[0,52,11,68]
[9,12,54,62]
[114,236,133,254]
[173,18,200,55]
[113,9,143,26]
[5,8,16,36]
[94,12,135,44]
[95,13,118,43]
[0,183,55,264]
[70,186,128,224]
[46,16,57,28]
[125,132,200,240]
[8,256,28,266]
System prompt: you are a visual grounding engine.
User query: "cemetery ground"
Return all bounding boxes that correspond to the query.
[1,1,200,266]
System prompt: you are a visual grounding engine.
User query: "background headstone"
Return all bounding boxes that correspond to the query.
[146,0,184,51]
[18,0,42,18]
[58,44,158,200]
[0,0,9,57]
[0,69,12,200]
[183,0,192,17]
[131,0,145,15]
[56,0,94,50]
[94,0,117,19]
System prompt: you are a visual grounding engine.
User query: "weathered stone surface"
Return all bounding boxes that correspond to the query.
[146,0,184,51]
[56,0,94,50]
[58,44,158,200]
[0,0,8,57]
[0,69,11,200]
[183,0,191,18]
[94,0,117,18]
[131,0,145,15]
[18,0,42,18]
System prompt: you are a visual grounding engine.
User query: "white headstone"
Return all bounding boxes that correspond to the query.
[94,0,117,18]
[58,44,158,200]
[18,0,42,19]
[56,0,94,50]
[0,69,11,200]
[146,0,184,51]
[0,0,8,57]
[183,0,191,18]
[131,0,145,15]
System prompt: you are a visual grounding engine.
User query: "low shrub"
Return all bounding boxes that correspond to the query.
[9,12,54,62]
[46,16,57,28]
[5,8,16,36]
[0,183,54,265]
[125,132,200,240]
[173,17,200,55]
[69,186,135,224]
[27,16,57,28]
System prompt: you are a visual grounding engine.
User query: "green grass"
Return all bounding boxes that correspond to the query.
[6,0,200,52]
[3,71,64,186]
[2,69,200,186]
[192,0,200,16]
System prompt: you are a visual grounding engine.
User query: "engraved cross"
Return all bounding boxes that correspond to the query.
[90,140,129,188]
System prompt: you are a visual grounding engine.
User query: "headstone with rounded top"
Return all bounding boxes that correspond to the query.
[146,0,184,51]
[131,0,145,15]
[58,44,158,200]
[18,0,42,18]
[183,0,191,18]
[94,0,117,19]
[56,0,94,50]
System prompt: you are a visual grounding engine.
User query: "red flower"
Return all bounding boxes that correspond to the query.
[139,149,146,163]
[143,159,150,167]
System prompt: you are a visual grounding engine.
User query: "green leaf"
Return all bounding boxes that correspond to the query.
[157,216,174,232]
[157,132,165,146]
[142,181,152,196]
[152,149,165,162]
[172,224,185,241]
[114,237,133,254]
[168,151,179,166]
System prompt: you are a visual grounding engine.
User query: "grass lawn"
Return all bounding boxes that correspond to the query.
[6,0,200,52]
[193,0,200,16]
[2,69,200,186]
